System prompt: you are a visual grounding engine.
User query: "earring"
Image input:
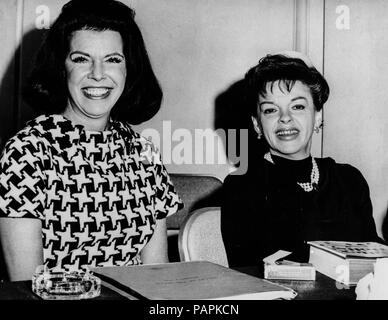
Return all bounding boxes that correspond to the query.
[314,121,323,133]
[257,130,262,139]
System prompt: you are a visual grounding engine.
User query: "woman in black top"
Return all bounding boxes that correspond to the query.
[221,52,382,268]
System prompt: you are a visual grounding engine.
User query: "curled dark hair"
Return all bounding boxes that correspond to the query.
[23,0,162,124]
[244,54,330,115]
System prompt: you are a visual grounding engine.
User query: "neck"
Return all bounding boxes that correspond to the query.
[269,150,311,161]
[61,108,109,131]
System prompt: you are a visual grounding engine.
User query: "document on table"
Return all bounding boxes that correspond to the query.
[92,261,297,300]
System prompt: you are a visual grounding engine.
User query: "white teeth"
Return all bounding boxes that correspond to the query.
[83,88,109,97]
[277,130,298,136]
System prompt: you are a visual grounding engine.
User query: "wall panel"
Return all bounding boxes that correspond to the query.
[0,0,19,148]
[324,0,388,236]
[17,0,65,128]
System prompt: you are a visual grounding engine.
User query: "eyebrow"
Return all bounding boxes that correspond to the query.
[258,101,275,107]
[69,51,125,58]
[259,96,308,107]
[291,96,308,102]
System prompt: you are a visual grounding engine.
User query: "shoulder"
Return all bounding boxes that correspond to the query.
[115,121,162,166]
[317,157,368,187]
[114,120,154,146]
[223,170,254,194]
[224,156,266,187]
[317,157,364,176]
[223,172,243,187]
[1,115,50,158]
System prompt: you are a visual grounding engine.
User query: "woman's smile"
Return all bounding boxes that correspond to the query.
[81,87,113,99]
[275,128,299,139]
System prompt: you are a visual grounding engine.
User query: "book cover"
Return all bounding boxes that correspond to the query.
[92,261,297,300]
[308,241,388,258]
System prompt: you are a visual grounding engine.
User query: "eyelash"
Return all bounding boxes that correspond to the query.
[263,108,276,114]
[71,56,88,63]
[262,105,306,114]
[106,57,123,63]
[70,56,124,64]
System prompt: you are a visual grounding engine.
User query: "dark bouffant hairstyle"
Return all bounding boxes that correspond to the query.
[244,54,330,116]
[23,0,162,124]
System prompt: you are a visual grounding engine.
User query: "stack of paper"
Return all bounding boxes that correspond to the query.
[92,261,297,300]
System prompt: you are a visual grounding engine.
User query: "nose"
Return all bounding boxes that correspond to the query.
[88,61,105,81]
[279,109,292,124]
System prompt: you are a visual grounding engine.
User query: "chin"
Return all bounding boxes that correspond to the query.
[82,104,113,117]
[275,145,299,154]
[274,147,307,158]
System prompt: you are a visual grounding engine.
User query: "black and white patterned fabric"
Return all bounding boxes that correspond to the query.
[0,114,182,271]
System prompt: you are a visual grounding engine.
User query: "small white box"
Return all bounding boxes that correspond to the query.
[264,263,316,281]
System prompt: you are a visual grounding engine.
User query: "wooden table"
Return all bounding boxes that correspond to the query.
[0,266,355,300]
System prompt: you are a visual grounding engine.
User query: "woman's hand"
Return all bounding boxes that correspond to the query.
[0,217,43,281]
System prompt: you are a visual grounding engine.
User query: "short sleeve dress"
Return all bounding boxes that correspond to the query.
[0,114,183,271]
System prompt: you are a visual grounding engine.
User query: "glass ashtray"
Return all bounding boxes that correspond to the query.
[32,266,101,300]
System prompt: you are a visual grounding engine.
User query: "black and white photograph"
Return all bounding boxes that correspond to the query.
[0,0,387,316]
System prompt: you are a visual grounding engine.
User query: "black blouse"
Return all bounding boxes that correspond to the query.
[221,154,382,268]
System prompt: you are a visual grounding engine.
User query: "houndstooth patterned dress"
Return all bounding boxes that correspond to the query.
[0,114,182,271]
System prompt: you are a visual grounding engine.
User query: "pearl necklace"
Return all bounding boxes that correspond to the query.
[264,152,319,192]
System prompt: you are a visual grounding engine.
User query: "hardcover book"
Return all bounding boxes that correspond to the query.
[308,241,388,285]
[92,261,297,300]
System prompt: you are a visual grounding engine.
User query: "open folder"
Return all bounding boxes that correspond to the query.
[91,261,297,300]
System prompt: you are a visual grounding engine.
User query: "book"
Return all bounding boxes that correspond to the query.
[91,261,297,300]
[263,250,316,281]
[308,241,388,285]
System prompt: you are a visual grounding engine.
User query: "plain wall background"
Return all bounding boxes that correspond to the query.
[323,0,388,235]
[132,0,295,177]
[0,0,387,238]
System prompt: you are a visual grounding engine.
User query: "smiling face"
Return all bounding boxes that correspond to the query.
[252,80,322,160]
[64,29,127,127]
